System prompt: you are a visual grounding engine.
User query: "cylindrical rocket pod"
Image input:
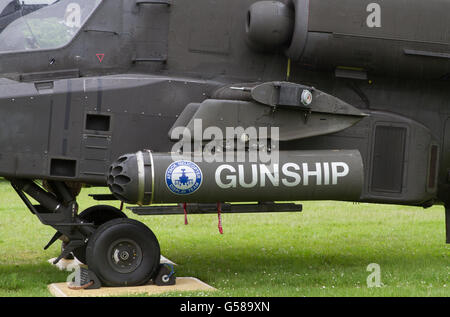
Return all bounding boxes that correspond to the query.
[107,150,364,205]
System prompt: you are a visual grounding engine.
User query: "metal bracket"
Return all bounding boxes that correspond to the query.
[9,179,95,253]
[132,57,167,64]
[129,202,302,215]
[136,0,171,6]
[53,240,86,264]
[44,232,63,250]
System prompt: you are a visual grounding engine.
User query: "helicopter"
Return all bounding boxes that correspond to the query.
[0,0,449,287]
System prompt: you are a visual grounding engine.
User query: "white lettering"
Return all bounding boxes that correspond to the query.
[366,263,382,288]
[331,162,349,185]
[281,163,301,187]
[65,3,81,28]
[180,301,215,314]
[193,119,203,162]
[215,162,351,188]
[169,127,191,161]
[323,162,330,185]
[366,3,381,28]
[302,162,322,186]
[203,126,224,163]
[215,165,236,188]
[238,164,258,188]
[260,164,279,187]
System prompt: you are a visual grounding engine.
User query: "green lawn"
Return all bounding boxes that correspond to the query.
[0,179,448,297]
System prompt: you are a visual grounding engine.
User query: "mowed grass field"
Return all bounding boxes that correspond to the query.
[0,178,448,297]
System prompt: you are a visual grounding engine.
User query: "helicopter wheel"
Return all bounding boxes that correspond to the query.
[86,218,160,287]
[71,205,128,264]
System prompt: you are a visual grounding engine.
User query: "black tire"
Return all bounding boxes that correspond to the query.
[72,205,127,264]
[86,218,160,287]
[78,205,128,226]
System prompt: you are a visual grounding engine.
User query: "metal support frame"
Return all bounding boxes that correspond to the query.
[9,179,95,263]
[128,202,303,215]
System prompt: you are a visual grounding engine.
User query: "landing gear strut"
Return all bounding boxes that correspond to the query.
[9,179,163,287]
[10,179,94,264]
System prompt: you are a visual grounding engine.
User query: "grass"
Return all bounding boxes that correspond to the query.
[0,178,448,297]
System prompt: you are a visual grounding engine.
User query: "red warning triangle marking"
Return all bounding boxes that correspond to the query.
[96,53,105,63]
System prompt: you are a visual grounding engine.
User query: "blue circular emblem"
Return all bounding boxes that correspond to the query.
[165,161,203,195]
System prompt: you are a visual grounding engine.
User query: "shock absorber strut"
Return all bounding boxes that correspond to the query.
[9,179,96,263]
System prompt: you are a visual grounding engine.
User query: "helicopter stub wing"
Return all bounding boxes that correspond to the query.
[170,82,368,142]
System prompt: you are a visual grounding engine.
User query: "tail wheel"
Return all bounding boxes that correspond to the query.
[72,205,127,264]
[86,218,160,287]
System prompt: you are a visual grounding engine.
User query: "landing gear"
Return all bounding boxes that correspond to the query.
[73,205,127,264]
[9,179,163,287]
[86,218,161,286]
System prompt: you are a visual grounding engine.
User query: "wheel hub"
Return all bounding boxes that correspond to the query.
[119,250,129,261]
[108,239,143,274]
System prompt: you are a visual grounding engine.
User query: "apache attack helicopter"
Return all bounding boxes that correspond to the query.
[0,0,449,287]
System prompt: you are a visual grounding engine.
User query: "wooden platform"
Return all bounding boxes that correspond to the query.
[48,277,216,297]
